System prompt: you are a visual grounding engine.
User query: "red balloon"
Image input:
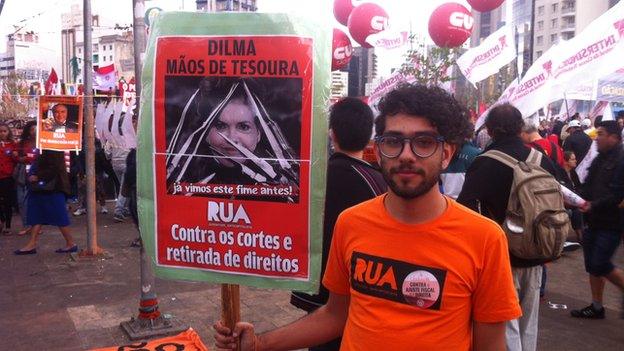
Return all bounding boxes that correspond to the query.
[467,0,505,13]
[332,28,353,71]
[347,3,389,48]
[428,3,474,48]
[334,0,355,26]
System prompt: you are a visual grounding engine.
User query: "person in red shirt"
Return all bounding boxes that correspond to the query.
[12,121,39,236]
[521,124,565,168]
[214,85,521,351]
[0,122,16,235]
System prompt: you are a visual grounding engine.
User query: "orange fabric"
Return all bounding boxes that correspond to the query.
[91,328,208,351]
[323,196,521,351]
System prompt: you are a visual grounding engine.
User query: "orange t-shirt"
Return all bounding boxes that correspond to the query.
[322,196,521,351]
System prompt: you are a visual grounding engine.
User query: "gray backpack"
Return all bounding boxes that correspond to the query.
[481,148,568,261]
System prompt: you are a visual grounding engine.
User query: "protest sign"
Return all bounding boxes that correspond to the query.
[91,328,208,351]
[597,72,624,102]
[37,96,82,151]
[139,12,331,292]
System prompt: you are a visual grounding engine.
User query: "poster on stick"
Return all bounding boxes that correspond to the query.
[37,96,83,151]
[139,12,331,292]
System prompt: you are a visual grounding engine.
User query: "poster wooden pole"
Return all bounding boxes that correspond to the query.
[80,0,103,256]
[221,283,241,350]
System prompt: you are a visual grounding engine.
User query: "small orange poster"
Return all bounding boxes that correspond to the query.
[90,328,209,351]
[37,95,83,151]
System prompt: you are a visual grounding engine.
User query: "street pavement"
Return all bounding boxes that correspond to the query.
[1,204,623,350]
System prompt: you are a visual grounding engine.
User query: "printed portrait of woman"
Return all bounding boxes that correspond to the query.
[165,76,302,202]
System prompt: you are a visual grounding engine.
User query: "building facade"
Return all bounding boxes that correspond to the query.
[512,0,534,76]
[1,32,55,82]
[344,47,377,97]
[470,5,506,47]
[533,0,612,59]
[74,31,134,85]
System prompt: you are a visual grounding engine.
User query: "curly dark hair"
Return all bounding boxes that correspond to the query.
[484,103,524,140]
[374,84,472,145]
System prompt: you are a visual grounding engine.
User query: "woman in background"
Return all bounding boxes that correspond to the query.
[14,150,76,255]
[13,121,38,236]
[0,122,16,235]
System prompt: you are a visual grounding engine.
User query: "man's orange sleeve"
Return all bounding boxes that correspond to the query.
[472,226,522,323]
[322,215,351,295]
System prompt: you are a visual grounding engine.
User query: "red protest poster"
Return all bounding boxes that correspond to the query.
[37,96,83,151]
[153,36,313,280]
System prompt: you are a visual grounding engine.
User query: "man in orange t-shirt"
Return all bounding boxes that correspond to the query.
[214,85,521,351]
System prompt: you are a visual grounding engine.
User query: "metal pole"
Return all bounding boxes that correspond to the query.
[563,92,571,121]
[133,0,146,103]
[82,0,102,255]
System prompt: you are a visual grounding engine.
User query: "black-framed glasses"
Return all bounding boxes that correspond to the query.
[375,134,445,158]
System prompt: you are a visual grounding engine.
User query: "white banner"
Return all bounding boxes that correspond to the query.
[368,70,416,106]
[457,26,516,85]
[478,1,624,129]
[563,79,596,101]
[549,1,624,101]
[365,30,409,50]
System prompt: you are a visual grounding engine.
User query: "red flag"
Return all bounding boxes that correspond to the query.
[45,68,58,95]
[93,64,117,91]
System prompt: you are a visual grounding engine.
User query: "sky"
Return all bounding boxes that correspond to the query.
[0,0,496,77]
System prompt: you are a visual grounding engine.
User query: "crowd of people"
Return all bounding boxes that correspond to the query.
[3,84,622,350]
[0,116,135,255]
[214,85,624,351]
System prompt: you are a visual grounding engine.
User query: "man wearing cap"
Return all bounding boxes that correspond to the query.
[564,119,592,163]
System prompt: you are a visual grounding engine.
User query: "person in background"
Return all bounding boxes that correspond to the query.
[561,151,583,243]
[458,104,558,351]
[521,123,565,168]
[571,121,624,319]
[564,119,592,164]
[107,138,130,222]
[290,97,386,351]
[475,125,491,149]
[73,139,109,216]
[14,150,77,255]
[440,127,480,199]
[584,116,602,140]
[0,122,16,235]
[13,121,38,236]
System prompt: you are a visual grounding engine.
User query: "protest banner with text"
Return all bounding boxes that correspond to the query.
[139,12,331,292]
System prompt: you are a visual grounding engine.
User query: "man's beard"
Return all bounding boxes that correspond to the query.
[380,158,442,200]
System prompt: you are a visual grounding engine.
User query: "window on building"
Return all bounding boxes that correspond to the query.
[537,36,543,45]
[551,18,558,28]
[93,54,99,63]
[550,34,558,43]
[109,45,113,50]
[552,3,558,12]
[537,21,544,30]
[109,55,113,61]
[562,32,575,40]
[78,47,81,54]
[103,56,106,62]
[93,44,98,51]
[538,6,544,15]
